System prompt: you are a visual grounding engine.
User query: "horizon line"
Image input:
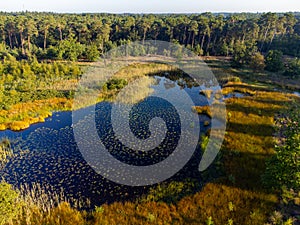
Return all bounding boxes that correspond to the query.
[0,10,299,14]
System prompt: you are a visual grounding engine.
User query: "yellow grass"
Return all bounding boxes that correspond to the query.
[0,98,72,131]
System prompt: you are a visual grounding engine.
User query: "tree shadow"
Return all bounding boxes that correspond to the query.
[226,122,274,137]
[226,102,282,117]
[216,151,272,192]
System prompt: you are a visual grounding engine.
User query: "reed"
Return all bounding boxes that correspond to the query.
[0,138,13,169]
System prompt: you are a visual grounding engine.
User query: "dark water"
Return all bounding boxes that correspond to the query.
[223,91,247,99]
[0,76,212,209]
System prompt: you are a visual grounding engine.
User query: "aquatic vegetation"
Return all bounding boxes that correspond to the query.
[222,83,257,96]
[0,180,87,225]
[192,103,226,122]
[115,76,155,104]
[0,139,13,169]
[192,105,211,118]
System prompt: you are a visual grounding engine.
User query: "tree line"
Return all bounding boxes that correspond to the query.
[0,12,299,62]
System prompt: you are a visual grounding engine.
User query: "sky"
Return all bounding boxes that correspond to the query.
[0,0,299,13]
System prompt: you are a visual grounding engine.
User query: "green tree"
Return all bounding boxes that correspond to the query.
[56,17,66,42]
[85,43,100,61]
[284,58,300,78]
[58,37,84,61]
[0,16,6,43]
[259,13,278,51]
[139,15,154,44]
[231,40,247,68]
[25,17,38,54]
[40,15,55,50]
[5,16,15,49]
[16,16,26,55]
[188,20,198,48]
[265,50,284,72]
[263,107,300,191]
[249,52,265,72]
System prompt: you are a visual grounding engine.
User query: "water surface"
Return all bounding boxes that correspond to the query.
[0,75,213,208]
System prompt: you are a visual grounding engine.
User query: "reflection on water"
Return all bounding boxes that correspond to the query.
[294,91,300,97]
[223,92,247,99]
[0,75,213,208]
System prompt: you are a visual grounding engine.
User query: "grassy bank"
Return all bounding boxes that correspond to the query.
[0,98,72,131]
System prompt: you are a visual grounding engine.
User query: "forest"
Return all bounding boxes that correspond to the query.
[0,12,299,60]
[0,11,299,224]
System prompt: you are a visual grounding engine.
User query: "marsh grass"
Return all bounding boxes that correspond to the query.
[115,76,155,104]
[72,62,181,110]
[0,182,89,225]
[0,138,13,169]
[0,98,72,131]
[192,103,226,122]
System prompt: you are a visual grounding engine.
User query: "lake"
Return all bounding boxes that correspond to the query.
[0,75,214,209]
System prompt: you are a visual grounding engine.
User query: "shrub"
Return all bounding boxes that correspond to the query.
[263,133,300,191]
[106,78,128,90]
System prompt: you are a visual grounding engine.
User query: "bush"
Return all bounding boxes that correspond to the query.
[263,134,300,190]
[106,78,128,90]
[46,46,59,59]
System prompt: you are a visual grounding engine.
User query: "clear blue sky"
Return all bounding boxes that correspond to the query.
[0,0,299,13]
